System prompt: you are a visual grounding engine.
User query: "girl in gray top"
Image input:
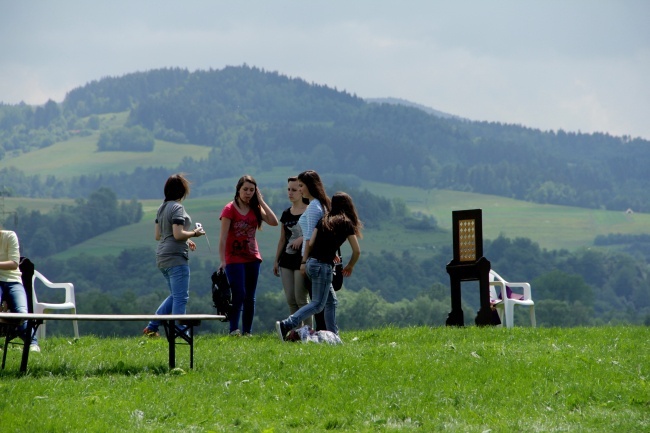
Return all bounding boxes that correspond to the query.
[143,173,205,337]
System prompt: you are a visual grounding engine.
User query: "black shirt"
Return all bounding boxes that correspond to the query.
[309,219,354,263]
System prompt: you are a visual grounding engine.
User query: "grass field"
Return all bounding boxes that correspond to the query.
[2,131,212,179]
[1,326,647,432]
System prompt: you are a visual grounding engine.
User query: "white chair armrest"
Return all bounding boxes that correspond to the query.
[502,282,533,301]
[33,270,76,305]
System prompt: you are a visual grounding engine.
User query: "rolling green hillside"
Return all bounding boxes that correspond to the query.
[3,66,650,212]
[3,132,211,180]
[5,177,650,261]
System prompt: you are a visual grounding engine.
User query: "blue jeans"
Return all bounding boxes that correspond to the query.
[147,265,190,331]
[226,261,261,334]
[0,281,38,345]
[283,258,338,334]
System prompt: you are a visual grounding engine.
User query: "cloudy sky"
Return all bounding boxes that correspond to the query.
[1,1,648,139]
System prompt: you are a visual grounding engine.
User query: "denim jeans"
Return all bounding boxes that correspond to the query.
[147,264,190,331]
[0,281,38,345]
[283,258,338,334]
[226,261,261,334]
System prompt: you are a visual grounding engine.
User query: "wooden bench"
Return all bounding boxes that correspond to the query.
[0,313,225,373]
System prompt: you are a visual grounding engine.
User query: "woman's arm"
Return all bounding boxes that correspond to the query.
[172,224,204,241]
[300,228,318,276]
[273,225,287,276]
[258,192,279,226]
[219,217,231,270]
[342,235,361,277]
[0,232,20,270]
[155,222,161,241]
[0,260,18,270]
[302,227,318,265]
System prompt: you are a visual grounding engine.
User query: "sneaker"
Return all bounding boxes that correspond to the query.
[229,329,241,337]
[29,344,41,353]
[275,321,288,342]
[142,326,160,338]
[242,332,252,338]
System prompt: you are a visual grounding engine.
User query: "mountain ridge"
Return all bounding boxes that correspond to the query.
[1,65,650,212]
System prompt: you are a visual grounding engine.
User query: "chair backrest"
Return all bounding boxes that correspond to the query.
[451,209,484,264]
[18,257,35,314]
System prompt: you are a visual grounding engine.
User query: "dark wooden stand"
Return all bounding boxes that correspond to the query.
[445,209,493,326]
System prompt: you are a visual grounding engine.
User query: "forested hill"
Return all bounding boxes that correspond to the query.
[2,65,650,211]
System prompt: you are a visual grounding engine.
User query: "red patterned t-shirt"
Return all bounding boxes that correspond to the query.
[220,202,262,264]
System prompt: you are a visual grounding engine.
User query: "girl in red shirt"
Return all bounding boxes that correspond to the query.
[219,175,278,336]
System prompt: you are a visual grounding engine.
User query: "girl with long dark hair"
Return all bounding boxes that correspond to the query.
[219,175,278,336]
[296,169,331,330]
[276,192,363,340]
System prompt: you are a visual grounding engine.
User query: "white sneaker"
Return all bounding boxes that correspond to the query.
[229,329,241,337]
[29,344,41,353]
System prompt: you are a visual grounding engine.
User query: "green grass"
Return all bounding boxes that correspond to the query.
[1,326,647,432]
[2,134,212,179]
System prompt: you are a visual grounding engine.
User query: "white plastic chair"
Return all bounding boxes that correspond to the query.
[32,270,79,340]
[489,270,536,328]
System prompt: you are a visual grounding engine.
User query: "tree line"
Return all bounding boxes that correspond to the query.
[3,188,143,258]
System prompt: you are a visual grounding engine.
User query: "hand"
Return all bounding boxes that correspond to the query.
[194,228,205,237]
[290,237,302,250]
[188,240,197,251]
[342,265,353,277]
[273,262,280,277]
[300,263,306,277]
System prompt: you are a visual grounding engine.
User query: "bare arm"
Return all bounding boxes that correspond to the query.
[172,224,204,241]
[342,235,361,277]
[155,222,161,241]
[219,217,231,270]
[258,193,279,226]
[274,224,287,276]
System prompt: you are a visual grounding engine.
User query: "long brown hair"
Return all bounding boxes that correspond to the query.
[234,175,263,228]
[321,192,363,238]
[297,170,331,212]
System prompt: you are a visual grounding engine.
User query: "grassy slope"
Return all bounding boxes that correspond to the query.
[4,178,650,263]
[3,119,650,258]
[1,326,647,432]
[1,115,212,179]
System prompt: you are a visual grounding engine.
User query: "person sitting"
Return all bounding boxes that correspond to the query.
[0,228,39,352]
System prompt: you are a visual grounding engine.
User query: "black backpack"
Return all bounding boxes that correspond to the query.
[211,269,231,322]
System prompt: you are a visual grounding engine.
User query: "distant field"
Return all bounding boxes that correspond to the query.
[4,178,650,261]
[1,117,212,179]
[3,112,649,256]
[360,182,650,251]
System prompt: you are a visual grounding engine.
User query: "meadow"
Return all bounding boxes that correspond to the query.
[4,175,650,263]
[1,326,647,432]
[4,115,650,258]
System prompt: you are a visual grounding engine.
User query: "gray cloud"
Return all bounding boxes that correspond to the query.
[1,0,648,139]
